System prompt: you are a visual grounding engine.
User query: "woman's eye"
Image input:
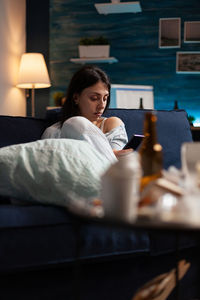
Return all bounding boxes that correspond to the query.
[91,97,98,101]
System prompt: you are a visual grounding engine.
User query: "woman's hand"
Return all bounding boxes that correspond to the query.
[113,148,133,159]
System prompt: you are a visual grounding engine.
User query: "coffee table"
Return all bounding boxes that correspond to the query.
[69,205,200,300]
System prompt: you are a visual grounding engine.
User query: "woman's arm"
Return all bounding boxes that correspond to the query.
[103,117,130,157]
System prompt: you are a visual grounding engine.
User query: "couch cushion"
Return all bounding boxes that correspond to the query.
[0,116,48,148]
[0,203,198,271]
[0,204,149,272]
[149,232,200,256]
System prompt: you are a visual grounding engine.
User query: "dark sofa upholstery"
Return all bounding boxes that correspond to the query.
[0,108,200,300]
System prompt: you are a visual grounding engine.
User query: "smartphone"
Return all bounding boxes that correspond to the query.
[123,134,144,150]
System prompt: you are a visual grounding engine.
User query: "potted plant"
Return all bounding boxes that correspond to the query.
[188,115,195,126]
[78,36,110,58]
[53,91,65,107]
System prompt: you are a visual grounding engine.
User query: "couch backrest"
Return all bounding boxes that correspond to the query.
[103,108,192,169]
[0,116,48,148]
[45,107,192,169]
[0,109,192,169]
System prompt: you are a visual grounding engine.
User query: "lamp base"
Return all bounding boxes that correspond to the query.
[31,88,35,117]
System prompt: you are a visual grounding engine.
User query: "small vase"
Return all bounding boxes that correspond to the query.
[78,45,110,58]
[111,0,120,3]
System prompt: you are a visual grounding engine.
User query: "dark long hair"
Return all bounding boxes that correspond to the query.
[61,65,111,125]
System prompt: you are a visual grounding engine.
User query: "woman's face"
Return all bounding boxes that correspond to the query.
[74,81,109,123]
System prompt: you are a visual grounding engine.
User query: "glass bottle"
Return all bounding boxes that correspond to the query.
[173,100,179,110]
[139,97,144,109]
[138,112,163,191]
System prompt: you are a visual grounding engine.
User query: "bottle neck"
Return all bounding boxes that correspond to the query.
[174,100,179,110]
[143,113,158,146]
[139,98,144,109]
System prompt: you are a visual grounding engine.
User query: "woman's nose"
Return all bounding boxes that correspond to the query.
[98,98,105,107]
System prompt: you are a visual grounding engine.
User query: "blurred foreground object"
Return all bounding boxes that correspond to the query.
[181,142,200,189]
[101,151,142,221]
[139,112,163,191]
[139,177,184,208]
[132,260,190,300]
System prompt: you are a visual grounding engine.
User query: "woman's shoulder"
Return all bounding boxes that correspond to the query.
[41,122,61,139]
[104,116,124,133]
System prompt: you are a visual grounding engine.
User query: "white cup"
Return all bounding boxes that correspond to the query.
[181,142,200,176]
[101,152,141,222]
[181,142,200,190]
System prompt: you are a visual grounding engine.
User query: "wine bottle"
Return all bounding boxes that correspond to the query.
[138,112,163,191]
[173,100,179,110]
[139,97,144,109]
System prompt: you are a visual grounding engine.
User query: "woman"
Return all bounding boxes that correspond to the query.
[42,65,129,162]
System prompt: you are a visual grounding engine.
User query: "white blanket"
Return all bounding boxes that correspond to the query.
[0,139,111,207]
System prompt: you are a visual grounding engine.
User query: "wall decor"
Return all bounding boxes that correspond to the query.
[78,36,110,58]
[184,21,200,43]
[50,0,200,125]
[159,18,181,48]
[70,36,118,64]
[111,84,154,109]
[176,52,200,74]
[70,35,118,64]
[70,57,118,64]
[94,1,142,15]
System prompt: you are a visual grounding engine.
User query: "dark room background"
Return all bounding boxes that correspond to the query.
[27,0,200,124]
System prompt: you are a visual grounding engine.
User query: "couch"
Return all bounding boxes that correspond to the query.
[0,108,200,300]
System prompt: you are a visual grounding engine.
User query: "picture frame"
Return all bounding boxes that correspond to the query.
[176,52,200,74]
[159,18,181,48]
[184,21,200,43]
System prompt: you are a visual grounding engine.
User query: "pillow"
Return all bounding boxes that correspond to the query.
[0,139,111,207]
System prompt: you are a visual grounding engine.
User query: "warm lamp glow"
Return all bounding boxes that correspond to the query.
[16,53,51,117]
[16,53,51,89]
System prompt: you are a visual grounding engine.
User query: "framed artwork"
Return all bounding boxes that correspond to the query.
[184,21,200,43]
[176,52,200,74]
[159,18,181,48]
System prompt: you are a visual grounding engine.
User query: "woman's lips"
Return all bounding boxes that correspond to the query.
[95,112,102,117]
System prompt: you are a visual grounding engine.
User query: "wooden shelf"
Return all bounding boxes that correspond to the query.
[94,2,142,15]
[70,57,118,64]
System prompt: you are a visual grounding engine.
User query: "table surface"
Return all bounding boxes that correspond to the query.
[70,206,200,235]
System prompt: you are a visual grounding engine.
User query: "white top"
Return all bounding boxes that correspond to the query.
[42,117,128,150]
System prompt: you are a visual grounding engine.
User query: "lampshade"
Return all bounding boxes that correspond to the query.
[16,53,51,89]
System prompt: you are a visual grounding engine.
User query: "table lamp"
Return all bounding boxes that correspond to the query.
[16,53,51,117]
